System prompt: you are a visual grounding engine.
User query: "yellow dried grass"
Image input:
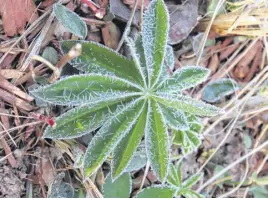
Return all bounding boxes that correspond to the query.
[199,5,268,37]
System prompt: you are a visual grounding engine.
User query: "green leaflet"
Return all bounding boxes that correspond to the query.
[112,103,148,179]
[172,114,203,155]
[83,99,145,178]
[142,0,169,87]
[166,161,203,198]
[61,41,144,86]
[158,66,210,93]
[53,4,87,39]
[167,161,182,187]
[182,173,202,188]
[145,100,169,182]
[31,74,141,106]
[136,186,175,198]
[43,99,130,139]
[155,45,174,88]
[172,130,201,155]
[158,103,189,131]
[103,173,131,198]
[125,36,147,87]
[154,94,223,117]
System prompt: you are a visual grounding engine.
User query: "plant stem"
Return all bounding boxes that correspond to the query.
[139,161,150,191]
[197,140,268,193]
[116,0,139,52]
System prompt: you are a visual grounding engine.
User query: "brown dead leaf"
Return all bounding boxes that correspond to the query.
[101,22,120,50]
[0,0,38,36]
[208,53,219,74]
[168,0,198,45]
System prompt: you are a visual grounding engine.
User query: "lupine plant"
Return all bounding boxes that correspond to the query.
[31,0,223,182]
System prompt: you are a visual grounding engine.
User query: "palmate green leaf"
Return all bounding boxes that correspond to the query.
[154,94,223,117]
[33,0,224,184]
[53,4,87,39]
[112,103,148,179]
[158,103,189,131]
[103,173,131,198]
[43,99,130,139]
[157,66,210,93]
[31,74,141,106]
[145,100,169,182]
[83,99,145,178]
[142,0,169,87]
[136,186,175,198]
[61,41,144,86]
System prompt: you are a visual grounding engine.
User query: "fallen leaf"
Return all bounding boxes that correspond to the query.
[110,0,140,26]
[168,0,198,45]
[0,0,38,36]
[101,22,121,50]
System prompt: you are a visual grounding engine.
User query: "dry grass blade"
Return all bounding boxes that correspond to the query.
[199,7,268,37]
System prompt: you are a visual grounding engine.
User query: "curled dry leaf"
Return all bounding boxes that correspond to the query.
[0,0,38,36]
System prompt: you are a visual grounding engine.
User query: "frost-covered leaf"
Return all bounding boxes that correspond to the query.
[112,103,147,179]
[172,130,201,155]
[103,173,131,198]
[164,45,175,69]
[125,36,147,86]
[136,186,175,198]
[42,47,59,65]
[158,66,210,93]
[124,148,147,173]
[142,0,169,87]
[35,0,224,185]
[83,99,145,178]
[61,40,144,86]
[154,94,224,117]
[48,173,74,198]
[53,4,87,39]
[172,114,202,155]
[182,173,202,188]
[202,78,239,103]
[43,99,127,139]
[156,45,174,86]
[134,34,147,68]
[145,100,169,182]
[158,103,189,131]
[31,74,141,106]
[167,161,182,187]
